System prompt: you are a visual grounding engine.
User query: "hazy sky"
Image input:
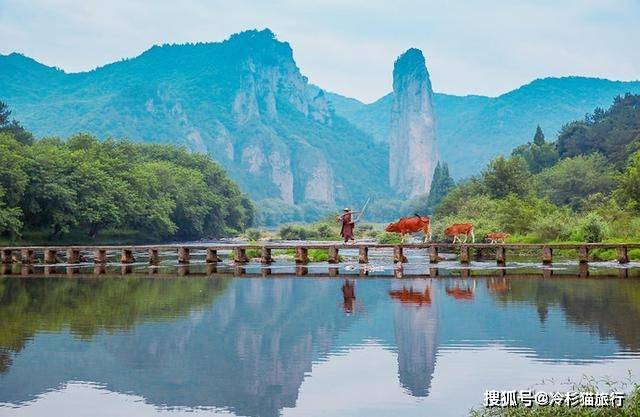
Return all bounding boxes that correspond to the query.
[1,0,638,102]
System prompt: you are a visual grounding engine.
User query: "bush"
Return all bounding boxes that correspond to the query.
[244,228,262,241]
[377,232,402,244]
[279,225,308,240]
[577,213,609,243]
[531,211,573,241]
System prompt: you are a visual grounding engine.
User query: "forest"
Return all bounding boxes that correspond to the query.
[0,102,254,243]
[430,93,640,243]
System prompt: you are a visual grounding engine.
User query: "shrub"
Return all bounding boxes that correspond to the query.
[279,225,308,240]
[244,228,262,241]
[577,213,609,243]
[377,232,402,244]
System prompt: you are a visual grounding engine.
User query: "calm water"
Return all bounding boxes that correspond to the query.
[1,260,640,416]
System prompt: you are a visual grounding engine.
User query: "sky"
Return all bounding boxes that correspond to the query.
[1,0,639,103]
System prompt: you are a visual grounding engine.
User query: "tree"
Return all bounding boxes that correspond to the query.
[511,126,559,173]
[425,161,455,212]
[482,156,531,199]
[0,101,33,145]
[536,154,616,210]
[533,125,545,146]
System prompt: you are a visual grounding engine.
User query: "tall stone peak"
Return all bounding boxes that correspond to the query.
[389,48,439,197]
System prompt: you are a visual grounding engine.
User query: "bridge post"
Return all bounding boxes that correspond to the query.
[1,249,13,264]
[358,246,368,264]
[148,249,159,265]
[542,246,553,264]
[328,246,339,264]
[579,246,589,263]
[459,245,470,264]
[121,249,135,264]
[177,247,190,264]
[44,249,58,264]
[296,265,308,276]
[177,265,189,276]
[206,248,222,263]
[617,245,629,264]
[66,248,81,264]
[260,247,273,264]
[94,249,107,264]
[393,246,407,263]
[428,246,438,263]
[579,262,589,279]
[295,247,309,265]
[495,246,506,264]
[20,249,35,264]
[234,247,249,264]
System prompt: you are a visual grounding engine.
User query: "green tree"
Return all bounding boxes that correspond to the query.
[481,156,531,199]
[536,154,616,210]
[0,101,33,145]
[533,125,545,146]
[511,126,559,173]
[425,161,455,212]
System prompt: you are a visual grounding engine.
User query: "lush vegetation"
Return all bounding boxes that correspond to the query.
[0,103,254,243]
[429,94,640,244]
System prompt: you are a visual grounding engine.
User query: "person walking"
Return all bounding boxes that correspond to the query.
[337,208,359,243]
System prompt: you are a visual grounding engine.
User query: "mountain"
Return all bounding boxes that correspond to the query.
[328,77,640,179]
[0,30,390,208]
[389,48,439,196]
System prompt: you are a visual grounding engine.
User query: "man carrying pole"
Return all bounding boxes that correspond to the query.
[336,198,370,244]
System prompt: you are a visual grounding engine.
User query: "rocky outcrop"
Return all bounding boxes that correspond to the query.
[389,48,439,196]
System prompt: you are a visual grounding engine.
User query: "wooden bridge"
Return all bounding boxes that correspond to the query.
[1,242,638,266]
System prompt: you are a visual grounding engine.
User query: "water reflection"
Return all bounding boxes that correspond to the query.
[0,275,639,417]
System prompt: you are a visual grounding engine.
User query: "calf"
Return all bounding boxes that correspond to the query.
[485,232,509,244]
[444,223,475,243]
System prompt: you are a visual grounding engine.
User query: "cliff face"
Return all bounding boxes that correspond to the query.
[389,49,439,196]
[0,30,389,207]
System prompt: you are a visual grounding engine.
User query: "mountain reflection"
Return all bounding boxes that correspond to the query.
[0,276,639,417]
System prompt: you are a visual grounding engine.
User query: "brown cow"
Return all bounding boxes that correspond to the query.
[444,223,475,243]
[485,232,509,244]
[385,214,431,243]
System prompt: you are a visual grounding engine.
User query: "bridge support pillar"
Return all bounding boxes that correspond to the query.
[178,247,190,264]
[617,246,629,264]
[1,249,13,264]
[94,249,107,264]
[459,245,470,264]
[234,247,249,264]
[428,246,438,263]
[206,248,222,263]
[495,246,506,264]
[66,248,81,264]
[20,249,34,264]
[579,246,589,263]
[358,246,368,264]
[295,247,309,265]
[260,247,273,264]
[542,246,553,264]
[121,249,135,264]
[148,249,159,265]
[328,246,339,264]
[393,246,407,263]
[44,249,58,264]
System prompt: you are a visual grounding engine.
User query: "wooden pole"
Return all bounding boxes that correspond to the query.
[295,247,309,265]
[177,247,190,264]
[617,245,629,264]
[428,246,439,263]
[328,246,339,264]
[542,246,553,264]
[578,246,589,263]
[260,247,273,264]
[358,246,368,264]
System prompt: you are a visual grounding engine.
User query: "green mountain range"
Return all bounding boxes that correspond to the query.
[1,28,639,207]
